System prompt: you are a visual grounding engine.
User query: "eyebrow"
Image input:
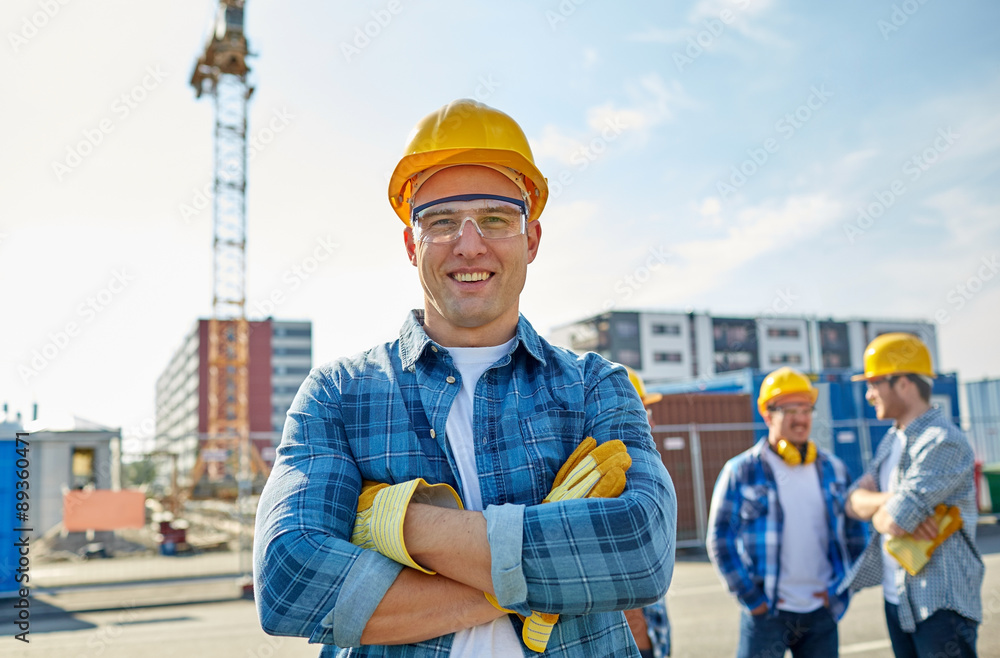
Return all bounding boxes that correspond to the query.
[419,203,522,218]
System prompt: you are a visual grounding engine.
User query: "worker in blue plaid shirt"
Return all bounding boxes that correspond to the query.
[842,333,983,658]
[253,99,676,657]
[708,367,868,658]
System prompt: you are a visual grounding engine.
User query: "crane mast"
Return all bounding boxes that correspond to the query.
[189,0,255,501]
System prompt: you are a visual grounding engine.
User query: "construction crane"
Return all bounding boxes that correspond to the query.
[188,0,263,597]
[187,0,269,503]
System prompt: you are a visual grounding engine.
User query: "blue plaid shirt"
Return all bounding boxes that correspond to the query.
[839,406,983,632]
[707,440,868,621]
[641,599,670,657]
[253,311,676,657]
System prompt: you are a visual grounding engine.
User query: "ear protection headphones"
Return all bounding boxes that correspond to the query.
[772,438,817,466]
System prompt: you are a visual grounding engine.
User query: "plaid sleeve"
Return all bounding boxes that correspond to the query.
[253,366,404,647]
[515,362,676,615]
[884,426,975,533]
[707,460,767,611]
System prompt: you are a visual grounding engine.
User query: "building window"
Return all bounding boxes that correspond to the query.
[766,327,800,338]
[651,323,681,335]
[273,346,312,356]
[769,353,803,365]
[614,348,641,369]
[614,320,639,339]
[275,327,311,338]
[653,351,683,363]
[71,447,96,489]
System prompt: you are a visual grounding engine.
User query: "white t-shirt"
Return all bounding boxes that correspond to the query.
[762,446,833,613]
[879,430,905,605]
[445,339,523,657]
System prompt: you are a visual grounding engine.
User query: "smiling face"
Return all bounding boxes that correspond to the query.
[763,391,814,447]
[403,165,541,347]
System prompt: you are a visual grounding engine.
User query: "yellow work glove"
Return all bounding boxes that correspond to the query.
[351,478,463,574]
[518,437,633,652]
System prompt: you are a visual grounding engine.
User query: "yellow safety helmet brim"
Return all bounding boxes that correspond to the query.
[626,367,662,407]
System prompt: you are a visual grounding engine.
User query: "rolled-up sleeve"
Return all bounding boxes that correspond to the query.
[883,427,974,533]
[253,368,403,647]
[489,363,676,615]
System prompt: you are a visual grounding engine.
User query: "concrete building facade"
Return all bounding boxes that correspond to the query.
[549,310,938,383]
[154,318,312,484]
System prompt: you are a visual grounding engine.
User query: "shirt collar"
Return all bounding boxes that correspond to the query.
[397,310,547,370]
[899,405,944,440]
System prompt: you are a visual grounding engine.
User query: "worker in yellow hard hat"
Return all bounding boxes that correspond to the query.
[707,366,867,658]
[624,367,671,658]
[254,99,676,657]
[843,333,982,658]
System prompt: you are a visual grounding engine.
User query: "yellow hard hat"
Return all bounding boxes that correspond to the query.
[387,99,548,226]
[757,367,818,415]
[850,332,935,381]
[626,367,662,406]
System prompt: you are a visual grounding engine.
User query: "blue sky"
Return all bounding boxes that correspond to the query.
[2,0,998,452]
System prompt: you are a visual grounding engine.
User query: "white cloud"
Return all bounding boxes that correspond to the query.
[533,74,683,166]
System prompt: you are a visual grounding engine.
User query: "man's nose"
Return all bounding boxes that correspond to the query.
[453,218,487,255]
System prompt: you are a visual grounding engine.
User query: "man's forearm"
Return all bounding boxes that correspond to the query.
[846,488,892,521]
[361,568,505,645]
[403,503,495,593]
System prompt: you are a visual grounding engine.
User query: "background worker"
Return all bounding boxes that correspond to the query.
[842,332,983,658]
[708,367,867,658]
[625,367,671,658]
[253,99,676,656]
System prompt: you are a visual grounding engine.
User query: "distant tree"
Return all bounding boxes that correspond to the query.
[123,458,157,488]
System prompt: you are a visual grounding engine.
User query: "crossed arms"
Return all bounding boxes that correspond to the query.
[253,363,676,648]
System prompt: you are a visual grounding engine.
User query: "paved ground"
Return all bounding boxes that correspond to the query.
[8,520,1000,657]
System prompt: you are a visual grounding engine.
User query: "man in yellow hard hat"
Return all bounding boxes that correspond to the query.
[841,333,982,657]
[624,367,670,658]
[707,367,867,658]
[254,99,676,657]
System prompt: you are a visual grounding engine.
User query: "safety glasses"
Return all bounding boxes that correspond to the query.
[411,194,527,244]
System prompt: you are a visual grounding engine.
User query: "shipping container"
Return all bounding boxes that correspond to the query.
[966,378,1000,464]
[647,393,756,546]
[0,438,19,596]
[647,369,963,482]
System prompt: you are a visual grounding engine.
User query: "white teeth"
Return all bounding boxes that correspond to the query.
[454,272,490,282]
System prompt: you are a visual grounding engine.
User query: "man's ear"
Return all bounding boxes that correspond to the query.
[526,220,542,264]
[404,227,417,266]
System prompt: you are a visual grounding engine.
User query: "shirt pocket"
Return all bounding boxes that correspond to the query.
[518,408,587,504]
[738,484,769,523]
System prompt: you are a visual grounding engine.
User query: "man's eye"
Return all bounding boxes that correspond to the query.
[427,218,457,230]
[481,214,513,226]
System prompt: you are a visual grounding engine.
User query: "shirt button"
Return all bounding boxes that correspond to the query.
[430,429,436,439]
[431,345,438,352]
[446,376,456,384]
